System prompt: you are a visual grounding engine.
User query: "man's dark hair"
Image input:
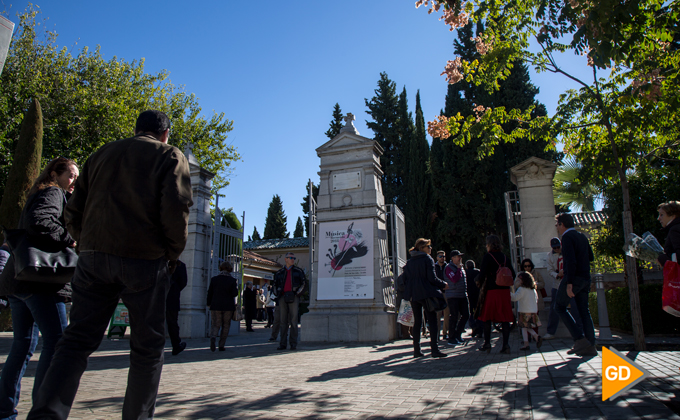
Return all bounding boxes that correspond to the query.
[555,213,575,229]
[135,110,171,137]
[465,260,476,270]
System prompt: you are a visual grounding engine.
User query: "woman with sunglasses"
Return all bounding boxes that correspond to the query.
[402,238,449,358]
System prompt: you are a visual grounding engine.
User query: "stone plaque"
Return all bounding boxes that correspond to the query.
[333,171,361,191]
[531,252,549,268]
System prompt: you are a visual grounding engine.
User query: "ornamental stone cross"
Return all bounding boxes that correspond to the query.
[340,112,359,135]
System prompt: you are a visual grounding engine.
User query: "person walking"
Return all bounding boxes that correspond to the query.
[444,250,469,346]
[434,250,450,341]
[657,201,680,267]
[243,282,257,332]
[0,158,77,420]
[511,272,543,351]
[518,258,545,339]
[166,260,187,356]
[554,213,597,357]
[27,110,193,420]
[402,238,449,358]
[264,285,276,328]
[207,261,239,352]
[544,237,582,339]
[464,260,483,337]
[273,253,307,350]
[476,235,515,354]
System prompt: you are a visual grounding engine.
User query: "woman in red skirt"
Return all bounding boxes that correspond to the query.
[476,235,516,354]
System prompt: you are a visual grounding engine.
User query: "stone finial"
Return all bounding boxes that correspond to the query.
[339,113,359,135]
[183,142,200,167]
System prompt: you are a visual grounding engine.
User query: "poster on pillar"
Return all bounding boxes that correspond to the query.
[318,219,374,300]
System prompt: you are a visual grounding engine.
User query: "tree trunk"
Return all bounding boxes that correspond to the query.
[621,190,646,350]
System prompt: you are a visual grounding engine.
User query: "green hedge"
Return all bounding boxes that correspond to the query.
[589,284,680,335]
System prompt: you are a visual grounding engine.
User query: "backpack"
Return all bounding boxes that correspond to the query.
[490,253,514,287]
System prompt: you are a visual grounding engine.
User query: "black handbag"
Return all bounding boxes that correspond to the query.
[424,292,447,313]
[3,227,77,284]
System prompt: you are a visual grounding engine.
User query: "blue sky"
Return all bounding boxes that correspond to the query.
[6,1,595,236]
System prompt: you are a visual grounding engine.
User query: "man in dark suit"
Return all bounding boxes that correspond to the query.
[554,213,597,357]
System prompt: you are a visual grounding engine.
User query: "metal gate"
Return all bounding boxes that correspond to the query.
[385,204,406,312]
[504,190,523,270]
[207,198,244,335]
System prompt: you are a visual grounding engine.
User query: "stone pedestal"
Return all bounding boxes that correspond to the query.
[301,114,396,343]
[178,145,215,338]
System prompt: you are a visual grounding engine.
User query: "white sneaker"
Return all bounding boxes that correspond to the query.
[543,333,555,340]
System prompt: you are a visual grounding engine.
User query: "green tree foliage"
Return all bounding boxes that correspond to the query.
[0,6,240,200]
[0,98,43,238]
[405,91,432,248]
[251,226,262,241]
[553,158,601,212]
[220,208,242,230]
[263,194,288,239]
[365,72,402,206]
[301,182,319,237]
[325,103,344,140]
[432,20,558,261]
[293,217,304,238]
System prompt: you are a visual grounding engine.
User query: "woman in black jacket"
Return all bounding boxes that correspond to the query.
[476,235,516,354]
[207,261,238,351]
[657,201,680,267]
[0,158,77,419]
[403,238,448,358]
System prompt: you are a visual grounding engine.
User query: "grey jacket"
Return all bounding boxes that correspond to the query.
[443,262,467,299]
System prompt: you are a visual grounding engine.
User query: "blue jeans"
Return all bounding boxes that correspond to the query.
[546,287,583,335]
[0,294,67,420]
[27,251,170,420]
[555,276,595,346]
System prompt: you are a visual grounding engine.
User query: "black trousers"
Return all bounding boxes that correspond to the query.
[165,308,181,349]
[411,300,440,353]
[447,297,470,340]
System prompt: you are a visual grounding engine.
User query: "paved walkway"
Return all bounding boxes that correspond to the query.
[1,323,679,419]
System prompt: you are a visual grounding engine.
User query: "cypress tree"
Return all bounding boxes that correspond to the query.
[395,87,413,212]
[434,20,558,261]
[365,72,401,206]
[405,90,432,248]
[325,103,344,140]
[293,217,304,238]
[263,194,288,239]
[0,98,43,241]
[251,226,262,241]
[301,182,319,236]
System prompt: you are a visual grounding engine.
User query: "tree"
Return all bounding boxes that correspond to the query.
[405,91,432,248]
[0,6,240,201]
[263,194,288,239]
[553,159,601,212]
[416,0,680,350]
[251,226,262,241]
[293,217,304,238]
[325,103,344,140]
[301,182,319,237]
[0,98,42,240]
[365,72,402,206]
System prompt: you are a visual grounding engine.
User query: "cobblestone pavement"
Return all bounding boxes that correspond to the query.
[1,324,679,419]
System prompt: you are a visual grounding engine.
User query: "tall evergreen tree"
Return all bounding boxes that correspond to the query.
[251,226,262,241]
[405,90,432,248]
[263,194,288,239]
[301,182,319,237]
[433,20,559,262]
[395,87,413,212]
[293,217,304,238]
[365,72,401,206]
[325,103,344,140]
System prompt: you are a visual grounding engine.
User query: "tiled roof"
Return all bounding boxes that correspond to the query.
[571,211,607,227]
[243,250,282,268]
[244,237,309,250]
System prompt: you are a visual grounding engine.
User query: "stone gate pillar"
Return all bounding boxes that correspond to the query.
[301,114,396,343]
[509,157,558,287]
[178,144,215,338]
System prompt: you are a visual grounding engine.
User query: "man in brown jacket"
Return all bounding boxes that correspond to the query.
[28,110,193,420]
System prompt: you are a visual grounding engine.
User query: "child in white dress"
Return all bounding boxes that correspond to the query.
[511,272,543,350]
